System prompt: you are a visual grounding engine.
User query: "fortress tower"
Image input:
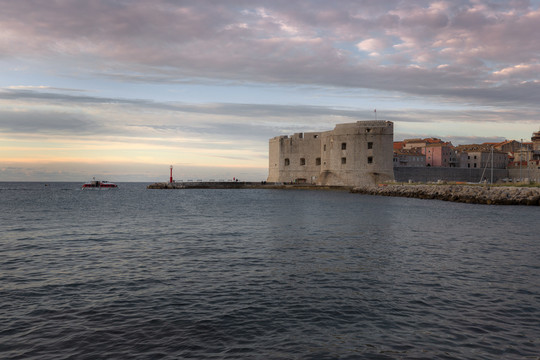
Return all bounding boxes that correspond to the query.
[267,121,394,186]
[532,130,540,151]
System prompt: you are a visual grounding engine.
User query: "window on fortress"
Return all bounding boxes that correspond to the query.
[285,158,290,166]
[368,156,373,164]
[341,142,347,150]
[341,157,346,164]
[300,158,306,166]
[314,135,319,139]
[367,142,373,149]
[316,158,321,165]
[323,144,326,151]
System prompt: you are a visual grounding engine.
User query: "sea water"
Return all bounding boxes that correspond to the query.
[1,182,539,359]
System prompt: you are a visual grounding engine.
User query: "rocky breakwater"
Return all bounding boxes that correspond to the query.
[351,184,540,205]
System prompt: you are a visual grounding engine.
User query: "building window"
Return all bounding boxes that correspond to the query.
[368,156,373,164]
[341,157,346,164]
[300,158,306,166]
[341,142,347,150]
[474,163,477,168]
[284,158,290,166]
[316,158,321,166]
[367,142,373,149]
[323,144,326,151]
[314,134,319,138]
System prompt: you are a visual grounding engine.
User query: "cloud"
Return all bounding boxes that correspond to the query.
[1,0,539,107]
[0,110,97,134]
[356,38,389,56]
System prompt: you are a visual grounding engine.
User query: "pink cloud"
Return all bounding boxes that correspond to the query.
[1,0,539,106]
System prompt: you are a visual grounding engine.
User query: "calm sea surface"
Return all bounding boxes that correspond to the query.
[1,182,539,359]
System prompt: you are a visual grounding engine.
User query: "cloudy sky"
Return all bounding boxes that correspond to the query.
[1,0,539,181]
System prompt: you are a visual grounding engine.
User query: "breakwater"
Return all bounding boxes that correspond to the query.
[351,184,540,205]
[147,181,350,190]
[147,182,540,205]
[147,181,265,189]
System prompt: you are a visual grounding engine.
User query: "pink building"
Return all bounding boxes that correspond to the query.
[424,143,459,167]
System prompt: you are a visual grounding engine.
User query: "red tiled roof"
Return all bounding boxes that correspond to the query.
[395,149,424,155]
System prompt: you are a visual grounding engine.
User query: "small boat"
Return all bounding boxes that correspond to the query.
[82,178,118,190]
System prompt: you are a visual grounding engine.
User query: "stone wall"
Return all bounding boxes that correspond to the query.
[393,167,509,183]
[267,132,322,183]
[268,121,394,186]
[508,168,540,183]
[351,184,540,205]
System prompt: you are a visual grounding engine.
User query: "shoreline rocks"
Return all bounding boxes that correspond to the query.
[351,184,540,205]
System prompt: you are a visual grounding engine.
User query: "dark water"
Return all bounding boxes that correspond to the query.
[1,182,539,359]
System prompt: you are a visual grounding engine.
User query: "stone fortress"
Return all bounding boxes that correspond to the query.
[267,121,394,186]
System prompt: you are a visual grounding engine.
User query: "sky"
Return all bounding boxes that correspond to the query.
[1,0,540,182]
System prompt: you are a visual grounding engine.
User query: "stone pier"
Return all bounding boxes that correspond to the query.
[351,184,540,205]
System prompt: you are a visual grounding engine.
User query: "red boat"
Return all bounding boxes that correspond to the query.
[82,179,118,189]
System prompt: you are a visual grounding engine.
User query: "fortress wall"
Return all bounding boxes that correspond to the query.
[268,121,394,186]
[319,121,394,186]
[393,167,509,183]
[267,136,285,182]
[268,132,322,183]
[508,168,540,182]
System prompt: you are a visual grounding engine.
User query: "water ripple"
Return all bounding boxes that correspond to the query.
[0,183,539,359]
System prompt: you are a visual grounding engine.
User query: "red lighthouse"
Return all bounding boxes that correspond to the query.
[169,165,173,183]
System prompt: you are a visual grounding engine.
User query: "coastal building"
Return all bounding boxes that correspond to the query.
[402,137,443,150]
[399,138,458,167]
[425,142,459,167]
[489,140,523,154]
[528,130,540,169]
[455,144,508,169]
[267,121,394,186]
[393,148,426,167]
[533,130,540,151]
